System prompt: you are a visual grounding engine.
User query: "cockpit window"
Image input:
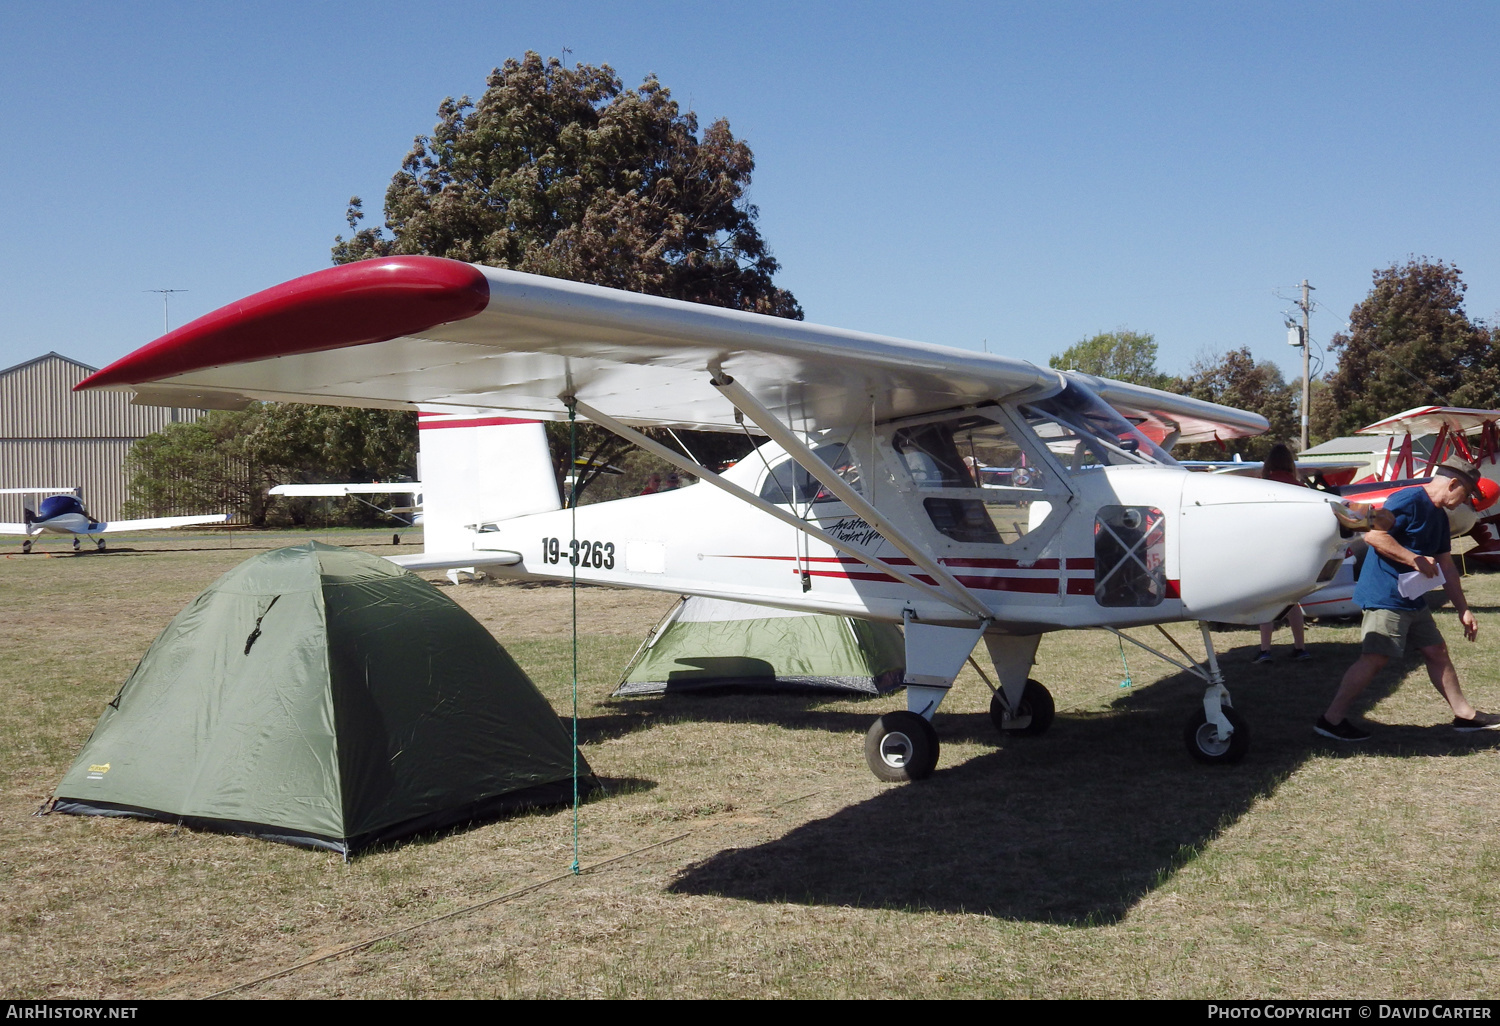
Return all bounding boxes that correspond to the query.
[758,443,862,505]
[891,411,1060,545]
[1020,380,1178,471]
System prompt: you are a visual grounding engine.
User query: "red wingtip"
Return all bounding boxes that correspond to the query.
[78,256,490,390]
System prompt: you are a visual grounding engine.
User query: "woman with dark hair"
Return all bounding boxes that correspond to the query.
[1256,442,1311,662]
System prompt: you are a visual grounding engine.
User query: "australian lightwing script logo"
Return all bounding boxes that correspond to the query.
[825,517,885,547]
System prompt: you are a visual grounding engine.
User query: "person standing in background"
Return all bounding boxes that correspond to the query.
[1255,443,1311,663]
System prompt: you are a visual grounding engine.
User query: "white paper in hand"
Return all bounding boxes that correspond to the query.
[1398,565,1446,601]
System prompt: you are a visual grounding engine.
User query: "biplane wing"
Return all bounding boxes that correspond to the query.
[79,257,1267,441]
[1356,406,1500,437]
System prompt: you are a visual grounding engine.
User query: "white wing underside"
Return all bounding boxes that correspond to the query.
[96,263,1267,443]
[98,515,229,532]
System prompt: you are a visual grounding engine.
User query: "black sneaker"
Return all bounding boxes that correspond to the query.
[1252,650,1273,664]
[1314,716,1371,741]
[1453,711,1500,732]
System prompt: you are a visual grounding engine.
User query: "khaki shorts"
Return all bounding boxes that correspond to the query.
[1360,607,1446,659]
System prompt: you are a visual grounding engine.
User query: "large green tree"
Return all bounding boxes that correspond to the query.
[1049,330,1169,387]
[335,52,799,501]
[126,404,417,526]
[1320,259,1498,437]
[334,52,800,317]
[1175,347,1300,461]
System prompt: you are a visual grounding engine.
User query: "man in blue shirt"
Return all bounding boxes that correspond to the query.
[1317,457,1496,740]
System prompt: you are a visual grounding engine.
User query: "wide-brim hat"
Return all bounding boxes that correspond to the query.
[1435,455,1482,495]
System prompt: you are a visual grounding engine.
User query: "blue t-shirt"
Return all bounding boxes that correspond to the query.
[1354,486,1450,612]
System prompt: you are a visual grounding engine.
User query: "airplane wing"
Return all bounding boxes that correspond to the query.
[1356,406,1500,437]
[0,488,77,495]
[78,256,1266,438]
[96,514,230,533]
[1069,375,1268,445]
[270,484,422,497]
[387,550,521,571]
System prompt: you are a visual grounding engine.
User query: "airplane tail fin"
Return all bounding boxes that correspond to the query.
[417,409,561,553]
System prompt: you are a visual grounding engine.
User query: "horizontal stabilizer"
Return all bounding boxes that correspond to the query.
[0,523,29,536]
[387,550,523,572]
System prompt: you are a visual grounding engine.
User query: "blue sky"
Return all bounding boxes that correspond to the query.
[1,1,1495,390]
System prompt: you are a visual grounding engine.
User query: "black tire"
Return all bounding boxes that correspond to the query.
[1184,706,1250,764]
[96,538,106,551]
[21,539,31,554]
[72,537,79,551]
[990,679,1056,736]
[864,711,940,782]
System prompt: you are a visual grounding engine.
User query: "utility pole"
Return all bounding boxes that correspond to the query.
[146,289,188,422]
[1299,280,1313,452]
[145,289,188,333]
[1286,280,1314,452]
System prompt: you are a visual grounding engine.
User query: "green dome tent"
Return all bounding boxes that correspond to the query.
[614,596,905,696]
[51,543,588,855]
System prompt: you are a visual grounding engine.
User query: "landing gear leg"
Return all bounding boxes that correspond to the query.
[1183,622,1249,764]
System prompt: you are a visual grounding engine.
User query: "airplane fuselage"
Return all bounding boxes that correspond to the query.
[460,404,1347,634]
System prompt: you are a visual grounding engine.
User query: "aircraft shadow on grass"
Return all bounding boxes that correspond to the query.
[618,639,1500,925]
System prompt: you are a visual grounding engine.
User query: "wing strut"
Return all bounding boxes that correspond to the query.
[707,371,995,622]
[569,399,986,620]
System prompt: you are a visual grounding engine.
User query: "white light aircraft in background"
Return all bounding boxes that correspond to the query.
[268,482,424,525]
[79,256,1358,777]
[1,488,228,553]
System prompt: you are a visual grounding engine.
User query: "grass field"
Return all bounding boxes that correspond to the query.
[3,527,1500,998]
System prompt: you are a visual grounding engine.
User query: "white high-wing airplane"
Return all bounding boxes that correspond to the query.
[1,488,228,552]
[78,256,1356,777]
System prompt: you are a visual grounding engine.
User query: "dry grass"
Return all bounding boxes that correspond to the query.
[3,528,1500,998]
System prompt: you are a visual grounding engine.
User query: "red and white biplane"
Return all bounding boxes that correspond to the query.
[1297,407,1500,620]
[79,257,1357,776]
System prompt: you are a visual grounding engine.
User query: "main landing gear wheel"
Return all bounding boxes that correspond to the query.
[990,679,1055,736]
[864,711,939,782]
[1184,706,1250,764]
[21,539,32,554]
[72,537,80,551]
[95,538,105,551]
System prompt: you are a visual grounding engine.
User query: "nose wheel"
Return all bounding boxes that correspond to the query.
[1184,706,1249,764]
[864,711,939,782]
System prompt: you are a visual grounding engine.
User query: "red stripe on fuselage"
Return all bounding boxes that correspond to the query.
[711,553,1097,571]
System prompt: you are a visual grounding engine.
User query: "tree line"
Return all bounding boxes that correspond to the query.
[126,52,1495,522]
[1050,257,1496,461]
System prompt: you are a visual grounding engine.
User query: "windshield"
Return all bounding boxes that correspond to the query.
[1020,379,1179,470]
